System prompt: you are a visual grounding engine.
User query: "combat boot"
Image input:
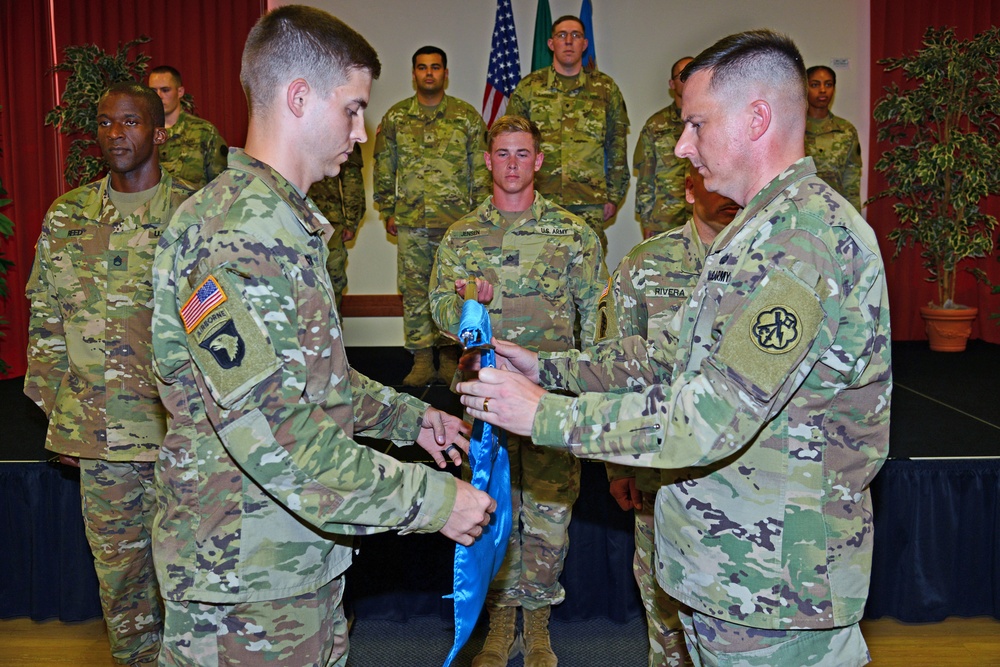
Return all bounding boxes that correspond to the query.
[402,348,435,386]
[523,606,557,667]
[437,345,460,385]
[472,605,520,667]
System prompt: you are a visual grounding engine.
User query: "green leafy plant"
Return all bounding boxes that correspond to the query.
[869,26,1000,308]
[0,105,13,374]
[44,36,151,187]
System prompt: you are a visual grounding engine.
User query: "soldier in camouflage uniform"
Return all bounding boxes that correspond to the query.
[633,56,693,239]
[150,9,494,666]
[459,31,891,667]
[599,166,738,667]
[430,115,605,667]
[24,83,193,667]
[148,65,228,189]
[507,15,629,253]
[308,143,366,309]
[805,65,863,211]
[373,46,490,386]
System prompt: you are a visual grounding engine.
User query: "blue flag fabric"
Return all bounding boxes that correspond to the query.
[580,0,597,72]
[443,299,512,667]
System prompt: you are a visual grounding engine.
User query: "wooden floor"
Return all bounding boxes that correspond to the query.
[0,617,998,666]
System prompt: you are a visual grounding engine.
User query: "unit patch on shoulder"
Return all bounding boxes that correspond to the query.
[751,305,800,353]
[198,319,245,369]
[181,275,228,333]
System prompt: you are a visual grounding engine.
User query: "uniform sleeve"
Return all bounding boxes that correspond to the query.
[468,114,491,207]
[341,145,366,232]
[532,229,841,470]
[633,125,655,233]
[537,334,670,396]
[205,126,229,183]
[372,113,397,220]
[428,230,465,337]
[605,83,630,205]
[843,125,863,212]
[23,224,66,416]
[506,82,528,120]
[573,225,608,347]
[171,229,456,535]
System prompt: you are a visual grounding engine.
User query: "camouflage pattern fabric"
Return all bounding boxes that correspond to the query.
[309,144,366,308]
[532,158,892,631]
[25,170,191,460]
[633,104,690,236]
[80,458,161,665]
[805,112,862,211]
[430,191,605,608]
[158,111,228,189]
[398,226,450,350]
[151,149,458,620]
[506,66,630,247]
[372,94,489,229]
[678,609,870,667]
[161,575,348,667]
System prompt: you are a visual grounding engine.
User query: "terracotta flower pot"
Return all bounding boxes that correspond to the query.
[919,305,978,352]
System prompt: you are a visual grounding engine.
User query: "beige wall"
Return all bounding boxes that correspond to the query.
[269,0,871,346]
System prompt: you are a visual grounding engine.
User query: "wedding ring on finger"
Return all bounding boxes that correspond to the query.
[483,397,490,413]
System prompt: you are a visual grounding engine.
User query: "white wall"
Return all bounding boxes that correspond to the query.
[270,0,871,346]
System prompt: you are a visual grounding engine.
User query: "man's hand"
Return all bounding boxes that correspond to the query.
[603,202,618,222]
[58,454,80,468]
[457,367,544,437]
[454,278,494,304]
[342,229,355,242]
[643,227,656,240]
[386,216,398,237]
[416,408,471,467]
[493,340,540,383]
[609,477,641,511]
[441,480,497,546]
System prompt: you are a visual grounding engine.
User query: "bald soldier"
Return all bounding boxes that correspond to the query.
[459,29,891,667]
[26,82,193,666]
[150,8,494,665]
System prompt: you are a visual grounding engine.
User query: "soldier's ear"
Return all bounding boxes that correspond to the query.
[287,79,310,118]
[748,99,770,142]
[534,151,544,172]
[153,127,168,147]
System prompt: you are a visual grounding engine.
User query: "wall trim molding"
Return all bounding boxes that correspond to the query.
[341,294,403,318]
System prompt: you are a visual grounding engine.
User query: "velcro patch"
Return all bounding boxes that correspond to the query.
[181,275,227,333]
[186,270,281,408]
[715,271,823,400]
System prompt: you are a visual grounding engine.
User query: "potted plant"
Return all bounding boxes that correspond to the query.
[869,25,1000,351]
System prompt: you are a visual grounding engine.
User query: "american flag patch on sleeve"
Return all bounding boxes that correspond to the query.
[181,275,228,333]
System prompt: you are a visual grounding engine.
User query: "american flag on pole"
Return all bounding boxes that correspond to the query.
[482,0,522,128]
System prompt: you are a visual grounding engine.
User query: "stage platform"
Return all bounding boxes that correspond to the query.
[2,341,998,623]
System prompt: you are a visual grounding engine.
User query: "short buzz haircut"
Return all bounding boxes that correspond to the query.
[806,65,837,85]
[412,45,447,69]
[681,29,806,108]
[671,56,693,79]
[149,65,183,86]
[240,5,381,116]
[487,115,542,152]
[551,15,585,37]
[99,82,166,128]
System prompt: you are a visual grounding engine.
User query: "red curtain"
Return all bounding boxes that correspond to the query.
[0,0,263,378]
[869,0,1000,343]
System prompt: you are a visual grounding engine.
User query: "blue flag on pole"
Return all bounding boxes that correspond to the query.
[443,298,512,667]
[580,0,597,72]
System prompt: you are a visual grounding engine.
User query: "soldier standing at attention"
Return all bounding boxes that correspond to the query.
[633,56,694,240]
[804,65,863,211]
[373,46,489,386]
[430,115,605,667]
[148,65,228,188]
[150,7,495,666]
[25,82,193,667]
[460,29,891,667]
[600,165,738,667]
[308,143,366,309]
[507,14,629,252]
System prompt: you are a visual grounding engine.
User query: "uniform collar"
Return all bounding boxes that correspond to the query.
[404,93,451,119]
[546,66,589,91]
[91,168,175,225]
[480,191,545,229]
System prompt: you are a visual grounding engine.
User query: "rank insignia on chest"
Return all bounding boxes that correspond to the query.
[181,275,228,333]
[751,305,800,353]
[111,254,128,270]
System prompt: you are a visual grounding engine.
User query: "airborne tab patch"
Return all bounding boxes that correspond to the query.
[181,275,227,333]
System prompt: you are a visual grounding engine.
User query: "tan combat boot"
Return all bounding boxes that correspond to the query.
[472,605,520,667]
[402,348,435,386]
[523,606,557,667]
[437,345,460,385]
